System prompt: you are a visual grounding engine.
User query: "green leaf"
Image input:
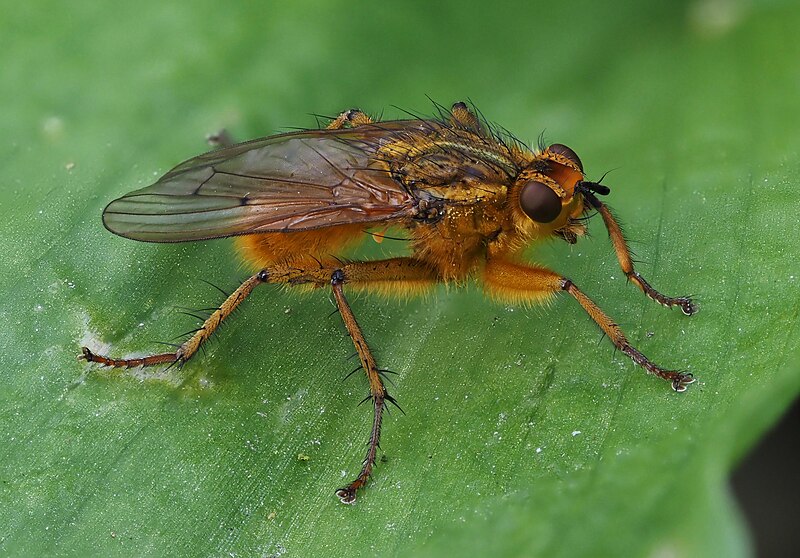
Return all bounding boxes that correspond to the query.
[2,1,799,557]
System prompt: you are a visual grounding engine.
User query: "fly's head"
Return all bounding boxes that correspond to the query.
[512,143,609,243]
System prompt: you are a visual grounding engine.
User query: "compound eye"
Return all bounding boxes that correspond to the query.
[546,143,583,171]
[520,180,562,223]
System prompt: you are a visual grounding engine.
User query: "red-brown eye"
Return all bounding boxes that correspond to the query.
[520,180,562,223]
[546,143,583,171]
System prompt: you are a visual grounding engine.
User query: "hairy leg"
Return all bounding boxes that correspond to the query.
[483,258,695,392]
[581,190,697,315]
[326,108,373,130]
[448,101,483,131]
[81,257,439,503]
[80,273,263,367]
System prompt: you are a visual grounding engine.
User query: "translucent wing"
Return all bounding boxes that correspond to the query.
[102,128,415,242]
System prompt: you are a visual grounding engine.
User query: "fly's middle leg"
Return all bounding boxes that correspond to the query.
[315,258,438,503]
[293,257,438,503]
[329,270,390,504]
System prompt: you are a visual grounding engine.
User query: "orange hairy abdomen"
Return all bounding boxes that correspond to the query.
[235,224,366,269]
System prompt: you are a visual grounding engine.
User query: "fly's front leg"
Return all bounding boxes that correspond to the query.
[483,258,696,392]
[326,108,373,130]
[583,192,697,315]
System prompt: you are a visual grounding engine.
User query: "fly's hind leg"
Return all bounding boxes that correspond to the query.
[326,108,373,130]
[483,258,696,392]
[80,272,267,368]
[79,256,416,368]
